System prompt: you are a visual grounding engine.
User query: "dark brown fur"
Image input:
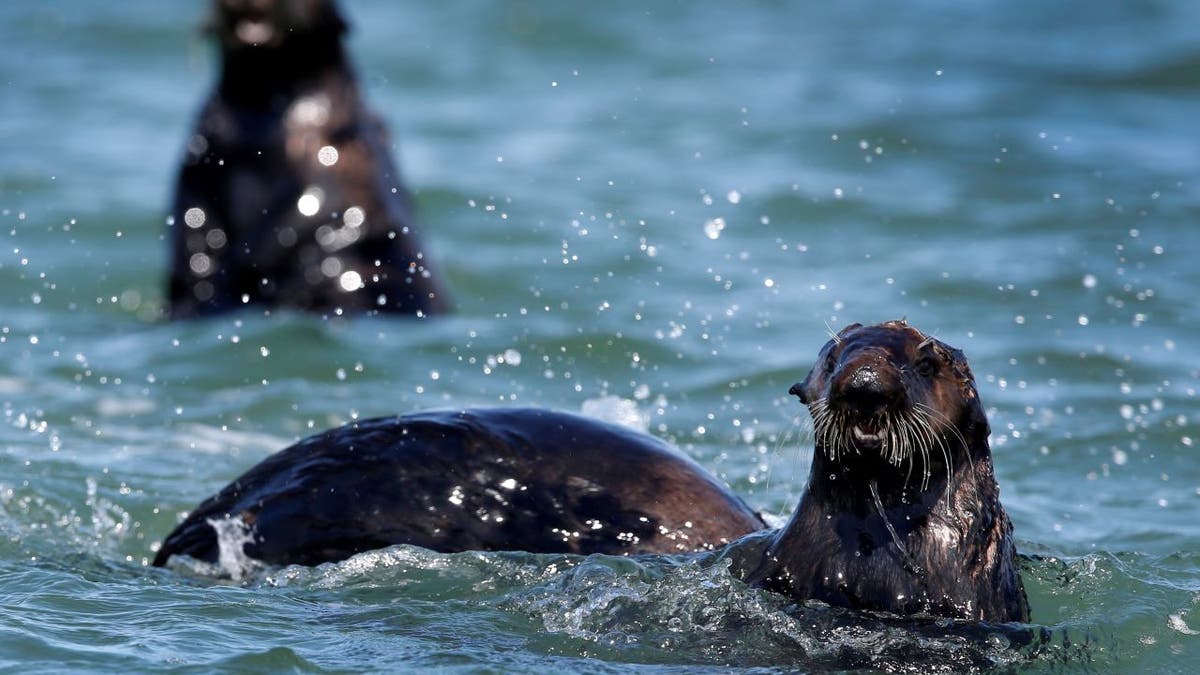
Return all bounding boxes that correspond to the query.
[168,0,449,318]
[746,320,1029,622]
[152,408,765,567]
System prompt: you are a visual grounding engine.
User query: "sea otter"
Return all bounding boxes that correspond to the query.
[744,320,1029,622]
[153,321,1029,623]
[167,0,449,318]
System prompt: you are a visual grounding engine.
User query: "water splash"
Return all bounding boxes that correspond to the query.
[191,516,265,582]
[580,395,648,431]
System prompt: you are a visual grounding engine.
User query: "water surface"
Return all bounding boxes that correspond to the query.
[1,1,1197,671]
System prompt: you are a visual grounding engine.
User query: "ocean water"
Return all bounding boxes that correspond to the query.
[1,0,1198,671]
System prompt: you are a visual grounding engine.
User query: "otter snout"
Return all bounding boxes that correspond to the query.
[830,352,906,418]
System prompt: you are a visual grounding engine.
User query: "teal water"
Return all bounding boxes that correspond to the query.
[2,0,1198,671]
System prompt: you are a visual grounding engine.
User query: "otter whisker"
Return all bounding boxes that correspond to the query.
[900,412,930,492]
[809,399,842,462]
[823,320,843,344]
[883,411,898,465]
[913,404,956,508]
[835,409,851,459]
[896,410,929,492]
[919,412,945,471]
[917,402,970,457]
[909,406,939,492]
[893,413,915,489]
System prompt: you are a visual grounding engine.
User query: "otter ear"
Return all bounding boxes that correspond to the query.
[789,369,821,404]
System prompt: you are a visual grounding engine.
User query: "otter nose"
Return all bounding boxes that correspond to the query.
[837,363,898,415]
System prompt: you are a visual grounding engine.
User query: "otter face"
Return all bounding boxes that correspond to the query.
[791,320,983,469]
[211,0,346,49]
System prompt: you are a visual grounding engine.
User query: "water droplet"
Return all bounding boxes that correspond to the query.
[184,207,206,229]
[703,217,726,240]
[317,145,339,166]
[338,270,363,292]
[189,253,212,276]
[297,188,324,217]
[343,206,365,228]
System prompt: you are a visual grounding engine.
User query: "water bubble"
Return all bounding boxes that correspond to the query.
[1082,274,1097,289]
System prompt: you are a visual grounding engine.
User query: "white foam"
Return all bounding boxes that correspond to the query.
[205,515,264,581]
[580,395,648,432]
[95,396,156,417]
[173,423,289,457]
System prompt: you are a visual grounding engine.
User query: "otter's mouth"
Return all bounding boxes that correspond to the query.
[851,420,884,449]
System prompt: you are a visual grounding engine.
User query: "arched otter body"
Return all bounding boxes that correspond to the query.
[153,408,765,567]
[154,321,1028,623]
[168,0,449,318]
[746,320,1029,623]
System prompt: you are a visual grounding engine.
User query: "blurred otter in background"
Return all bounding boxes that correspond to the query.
[168,0,450,318]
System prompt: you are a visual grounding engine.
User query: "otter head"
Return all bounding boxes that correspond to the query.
[210,0,347,50]
[791,320,988,472]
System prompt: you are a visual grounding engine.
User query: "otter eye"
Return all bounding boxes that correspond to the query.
[915,356,938,377]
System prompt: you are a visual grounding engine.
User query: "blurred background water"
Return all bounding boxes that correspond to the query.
[1,0,1198,671]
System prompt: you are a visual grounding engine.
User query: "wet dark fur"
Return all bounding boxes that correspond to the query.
[168,0,449,318]
[153,408,765,567]
[746,320,1029,622]
[153,321,1028,624]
